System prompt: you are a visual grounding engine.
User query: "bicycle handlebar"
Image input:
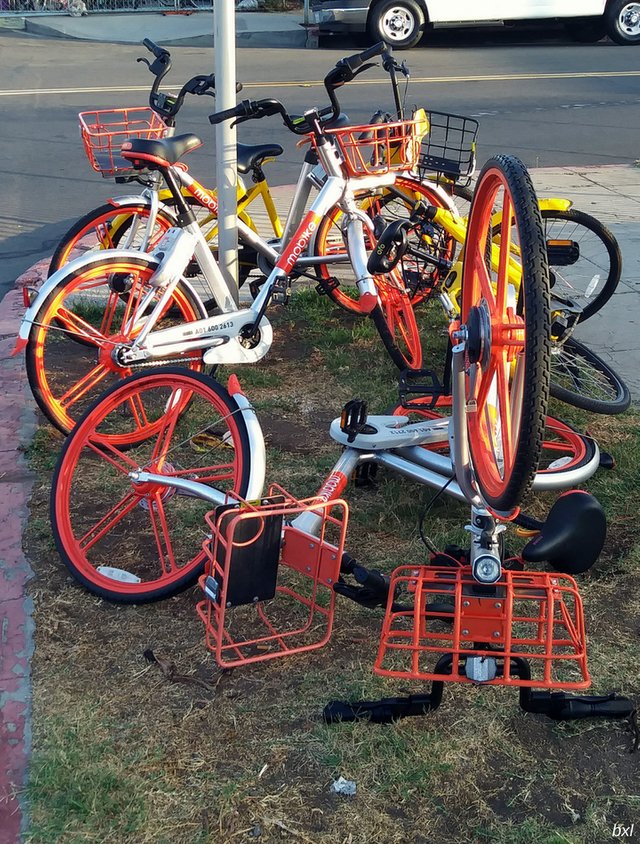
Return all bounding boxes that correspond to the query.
[208,42,391,135]
[142,37,167,59]
[138,39,243,125]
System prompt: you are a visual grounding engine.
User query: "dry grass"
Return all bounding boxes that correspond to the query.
[23,291,640,844]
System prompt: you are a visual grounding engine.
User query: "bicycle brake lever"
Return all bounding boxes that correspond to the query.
[137,57,152,69]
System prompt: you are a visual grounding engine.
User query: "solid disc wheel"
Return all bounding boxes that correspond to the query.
[26,255,205,437]
[371,268,423,370]
[549,336,631,414]
[313,179,455,314]
[459,155,551,512]
[605,0,640,43]
[50,367,252,603]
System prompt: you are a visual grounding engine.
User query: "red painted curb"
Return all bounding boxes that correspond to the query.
[0,290,37,844]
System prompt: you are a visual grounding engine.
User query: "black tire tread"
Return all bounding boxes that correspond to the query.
[465,155,551,512]
[549,336,631,414]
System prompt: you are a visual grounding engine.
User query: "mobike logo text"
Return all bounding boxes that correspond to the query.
[190,184,218,214]
[316,472,346,503]
[279,212,320,273]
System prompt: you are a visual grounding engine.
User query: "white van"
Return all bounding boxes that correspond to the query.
[311,0,639,48]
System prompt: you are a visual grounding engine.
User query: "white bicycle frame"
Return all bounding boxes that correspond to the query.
[15,131,458,358]
[129,381,600,538]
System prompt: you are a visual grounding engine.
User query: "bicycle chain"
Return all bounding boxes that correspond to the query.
[126,355,203,370]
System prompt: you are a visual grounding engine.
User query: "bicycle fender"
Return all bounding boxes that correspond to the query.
[107,195,176,217]
[539,198,573,212]
[227,374,266,501]
[12,249,163,355]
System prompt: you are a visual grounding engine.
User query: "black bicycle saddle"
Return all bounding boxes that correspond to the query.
[522,490,606,575]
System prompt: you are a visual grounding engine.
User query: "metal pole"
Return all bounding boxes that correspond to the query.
[214,0,239,303]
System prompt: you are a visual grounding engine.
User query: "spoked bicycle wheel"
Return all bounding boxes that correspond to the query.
[371,267,423,370]
[541,209,621,322]
[50,367,253,603]
[550,336,631,414]
[26,255,205,436]
[313,178,456,314]
[463,186,621,323]
[47,197,236,312]
[459,155,551,512]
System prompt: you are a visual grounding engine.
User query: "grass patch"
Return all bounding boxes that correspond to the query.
[23,289,640,843]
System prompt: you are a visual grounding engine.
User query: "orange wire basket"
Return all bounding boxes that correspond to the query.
[314,117,426,177]
[79,107,168,178]
[375,565,590,690]
[196,485,348,669]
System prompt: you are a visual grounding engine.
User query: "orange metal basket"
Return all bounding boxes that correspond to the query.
[314,117,426,177]
[196,485,348,669]
[79,107,168,177]
[375,565,590,690]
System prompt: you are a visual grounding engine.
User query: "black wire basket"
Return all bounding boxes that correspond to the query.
[417,111,479,185]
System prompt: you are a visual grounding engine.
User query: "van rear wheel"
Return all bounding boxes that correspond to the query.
[368,0,425,49]
[605,0,640,44]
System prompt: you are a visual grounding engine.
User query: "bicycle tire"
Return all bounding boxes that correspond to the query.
[541,209,621,322]
[389,398,597,477]
[26,255,205,436]
[48,197,257,312]
[48,201,174,276]
[549,336,631,415]
[313,178,455,314]
[370,268,423,370]
[50,367,252,603]
[460,155,551,512]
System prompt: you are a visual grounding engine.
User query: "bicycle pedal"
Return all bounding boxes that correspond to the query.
[315,276,340,296]
[398,368,444,409]
[271,276,291,305]
[340,399,368,443]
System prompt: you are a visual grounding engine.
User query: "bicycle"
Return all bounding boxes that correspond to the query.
[49,152,558,600]
[16,43,443,437]
[47,154,634,727]
[312,68,627,414]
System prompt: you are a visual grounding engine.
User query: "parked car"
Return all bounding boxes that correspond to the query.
[311,0,640,49]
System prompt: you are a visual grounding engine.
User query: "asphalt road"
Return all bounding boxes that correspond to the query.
[1,29,639,297]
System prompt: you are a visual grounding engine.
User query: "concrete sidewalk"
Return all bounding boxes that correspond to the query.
[1,163,639,842]
[0,9,309,48]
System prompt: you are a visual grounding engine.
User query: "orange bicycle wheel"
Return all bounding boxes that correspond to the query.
[50,368,252,603]
[371,267,423,370]
[459,155,550,512]
[48,202,174,275]
[313,177,455,314]
[26,256,205,437]
[390,397,594,475]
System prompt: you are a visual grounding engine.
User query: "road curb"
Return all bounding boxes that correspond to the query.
[23,16,308,48]
[0,289,36,844]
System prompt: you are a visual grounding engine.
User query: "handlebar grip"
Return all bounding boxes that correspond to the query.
[359,40,387,62]
[142,38,166,58]
[208,100,252,125]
